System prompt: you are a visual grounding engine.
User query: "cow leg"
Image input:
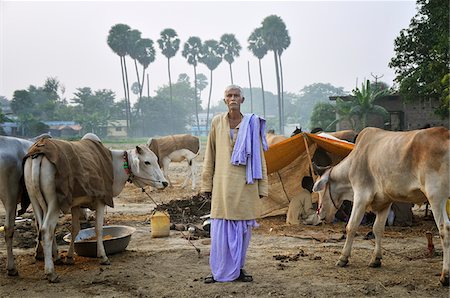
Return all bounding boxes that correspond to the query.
[161,158,172,187]
[369,204,391,268]
[2,189,18,276]
[181,159,194,189]
[190,159,197,190]
[95,202,110,265]
[41,203,61,283]
[66,206,81,265]
[428,196,450,286]
[337,195,368,267]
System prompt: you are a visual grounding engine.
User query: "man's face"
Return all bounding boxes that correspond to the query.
[224,89,244,110]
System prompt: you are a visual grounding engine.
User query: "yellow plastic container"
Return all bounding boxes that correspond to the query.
[446,199,450,219]
[151,211,170,238]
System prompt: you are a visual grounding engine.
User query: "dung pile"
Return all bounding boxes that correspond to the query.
[154,193,210,224]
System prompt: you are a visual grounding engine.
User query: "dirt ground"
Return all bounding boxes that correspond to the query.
[0,158,449,298]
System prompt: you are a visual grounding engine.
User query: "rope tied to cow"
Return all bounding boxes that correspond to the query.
[140,187,202,257]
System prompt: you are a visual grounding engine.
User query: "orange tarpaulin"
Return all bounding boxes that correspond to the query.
[264,132,355,174]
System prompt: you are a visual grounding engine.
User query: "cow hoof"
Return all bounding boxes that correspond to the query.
[65,257,75,265]
[100,258,110,265]
[7,268,18,276]
[369,257,382,268]
[440,272,449,287]
[336,258,348,267]
[47,273,60,283]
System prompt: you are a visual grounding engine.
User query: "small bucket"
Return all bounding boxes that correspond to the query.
[151,210,170,238]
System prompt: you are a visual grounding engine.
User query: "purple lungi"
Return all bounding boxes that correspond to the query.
[209,218,258,282]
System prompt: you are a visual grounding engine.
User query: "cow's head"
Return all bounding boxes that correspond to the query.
[313,167,353,223]
[129,145,168,189]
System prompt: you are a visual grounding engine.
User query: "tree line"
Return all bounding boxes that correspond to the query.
[1,1,447,137]
[107,14,291,135]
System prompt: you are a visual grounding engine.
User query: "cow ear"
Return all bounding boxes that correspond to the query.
[312,170,330,192]
[136,145,143,154]
[313,178,327,192]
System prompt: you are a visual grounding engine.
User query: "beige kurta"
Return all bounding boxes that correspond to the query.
[201,113,268,220]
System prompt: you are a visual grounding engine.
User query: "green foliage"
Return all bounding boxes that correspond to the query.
[220,33,241,65]
[199,40,223,71]
[248,27,268,60]
[332,80,390,132]
[389,0,449,119]
[135,38,156,69]
[107,24,131,57]
[157,28,180,59]
[70,87,116,136]
[291,83,346,128]
[133,81,196,136]
[309,102,336,132]
[182,36,202,68]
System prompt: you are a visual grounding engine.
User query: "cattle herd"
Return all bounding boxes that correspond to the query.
[0,128,448,286]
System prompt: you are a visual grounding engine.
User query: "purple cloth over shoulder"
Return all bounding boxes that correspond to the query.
[230,114,268,184]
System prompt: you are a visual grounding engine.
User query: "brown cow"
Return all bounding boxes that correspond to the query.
[313,127,449,286]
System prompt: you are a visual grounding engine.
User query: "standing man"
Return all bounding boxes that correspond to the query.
[201,85,268,283]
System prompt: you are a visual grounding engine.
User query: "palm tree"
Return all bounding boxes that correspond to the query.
[157,28,180,124]
[196,73,208,103]
[248,27,269,119]
[277,32,291,129]
[351,80,389,131]
[107,23,131,132]
[127,30,143,98]
[135,38,156,99]
[261,15,289,134]
[182,36,203,134]
[199,39,223,131]
[219,34,241,84]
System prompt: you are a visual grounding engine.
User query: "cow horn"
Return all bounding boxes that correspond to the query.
[312,162,331,176]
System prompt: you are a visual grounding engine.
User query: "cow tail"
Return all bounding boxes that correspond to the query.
[29,155,47,228]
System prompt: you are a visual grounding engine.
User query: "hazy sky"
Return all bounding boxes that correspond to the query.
[1,0,417,107]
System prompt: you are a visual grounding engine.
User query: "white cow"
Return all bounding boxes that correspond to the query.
[147,134,200,190]
[0,133,50,276]
[313,127,449,286]
[24,134,168,282]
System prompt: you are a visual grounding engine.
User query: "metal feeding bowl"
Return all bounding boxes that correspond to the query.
[63,225,136,258]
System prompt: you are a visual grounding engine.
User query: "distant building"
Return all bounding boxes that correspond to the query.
[44,121,82,138]
[105,120,128,139]
[188,113,210,136]
[329,95,448,131]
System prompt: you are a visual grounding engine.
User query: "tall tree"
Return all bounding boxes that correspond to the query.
[71,88,115,136]
[135,38,156,108]
[157,28,180,125]
[277,32,291,127]
[248,27,269,119]
[261,15,289,134]
[219,33,241,84]
[199,39,223,130]
[127,30,143,99]
[182,36,203,134]
[389,0,449,118]
[107,23,132,132]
